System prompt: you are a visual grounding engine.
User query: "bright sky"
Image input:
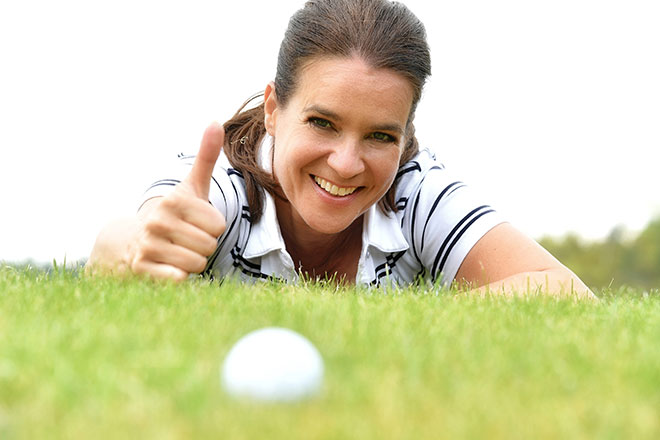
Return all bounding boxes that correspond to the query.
[1,0,659,264]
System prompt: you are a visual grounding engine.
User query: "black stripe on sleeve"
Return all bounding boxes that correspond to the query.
[430,205,494,282]
[409,188,424,265]
[446,184,466,199]
[396,197,408,227]
[145,179,181,193]
[227,168,244,179]
[408,166,445,265]
[419,181,464,254]
[434,209,495,282]
[395,161,421,180]
[204,176,242,273]
[204,209,239,273]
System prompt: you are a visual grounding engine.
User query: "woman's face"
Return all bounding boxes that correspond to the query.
[264,56,414,235]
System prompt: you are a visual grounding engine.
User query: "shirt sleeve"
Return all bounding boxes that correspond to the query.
[405,159,505,286]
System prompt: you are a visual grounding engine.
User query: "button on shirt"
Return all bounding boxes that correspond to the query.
[142,135,504,288]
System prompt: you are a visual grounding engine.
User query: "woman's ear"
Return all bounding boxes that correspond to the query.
[264,82,278,136]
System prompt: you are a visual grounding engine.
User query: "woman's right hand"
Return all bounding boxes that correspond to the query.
[87,122,226,281]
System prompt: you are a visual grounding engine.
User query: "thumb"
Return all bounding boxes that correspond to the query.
[187,122,224,200]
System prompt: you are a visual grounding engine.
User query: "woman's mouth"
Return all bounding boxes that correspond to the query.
[313,175,358,197]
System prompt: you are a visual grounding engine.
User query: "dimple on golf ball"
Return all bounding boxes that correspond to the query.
[221,327,324,402]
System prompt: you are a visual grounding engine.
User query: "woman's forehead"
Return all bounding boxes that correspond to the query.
[292,56,414,122]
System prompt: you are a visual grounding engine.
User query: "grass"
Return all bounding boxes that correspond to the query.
[1,267,659,439]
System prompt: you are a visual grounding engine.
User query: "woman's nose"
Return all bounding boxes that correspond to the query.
[326,139,365,179]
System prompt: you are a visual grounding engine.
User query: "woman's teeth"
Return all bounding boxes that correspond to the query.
[313,176,357,196]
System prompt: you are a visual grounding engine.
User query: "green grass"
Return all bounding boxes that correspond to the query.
[1,267,659,439]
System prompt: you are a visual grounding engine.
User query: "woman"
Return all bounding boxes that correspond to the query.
[88,0,594,298]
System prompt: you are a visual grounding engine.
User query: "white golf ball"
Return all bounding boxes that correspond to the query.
[221,327,324,402]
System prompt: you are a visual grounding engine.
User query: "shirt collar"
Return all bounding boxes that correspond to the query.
[362,203,409,254]
[242,133,409,258]
[243,190,288,259]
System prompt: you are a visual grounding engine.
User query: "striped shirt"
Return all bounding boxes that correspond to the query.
[142,136,504,287]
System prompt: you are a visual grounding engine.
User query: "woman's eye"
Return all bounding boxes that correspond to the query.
[369,132,396,143]
[309,117,332,129]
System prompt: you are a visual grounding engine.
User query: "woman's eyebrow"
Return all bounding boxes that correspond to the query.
[303,105,342,121]
[371,122,404,135]
[303,105,404,135]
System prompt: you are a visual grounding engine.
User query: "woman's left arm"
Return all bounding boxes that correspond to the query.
[455,222,597,299]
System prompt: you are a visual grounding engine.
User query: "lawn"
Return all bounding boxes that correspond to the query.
[1,267,659,439]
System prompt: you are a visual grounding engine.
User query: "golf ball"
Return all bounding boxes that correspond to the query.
[221,327,324,402]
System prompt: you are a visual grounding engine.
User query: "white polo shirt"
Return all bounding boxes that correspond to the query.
[142,136,504,287]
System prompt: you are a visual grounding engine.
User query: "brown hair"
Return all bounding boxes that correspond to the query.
[223,0,431,222]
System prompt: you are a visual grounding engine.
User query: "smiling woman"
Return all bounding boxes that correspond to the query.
[87,0,594,299]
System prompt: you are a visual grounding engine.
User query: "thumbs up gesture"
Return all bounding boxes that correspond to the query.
[129,122,227,280]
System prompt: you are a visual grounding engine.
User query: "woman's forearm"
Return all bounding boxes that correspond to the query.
[469,268,597,300]
[86,217,140,275]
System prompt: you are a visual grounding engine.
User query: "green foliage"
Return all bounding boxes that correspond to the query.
[1,268,660,439]
[540,217,660,290]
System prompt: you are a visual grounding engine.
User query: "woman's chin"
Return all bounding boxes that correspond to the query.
[303,215,361,236]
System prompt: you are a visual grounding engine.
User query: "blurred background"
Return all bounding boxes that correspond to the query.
[1,0,658,289]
